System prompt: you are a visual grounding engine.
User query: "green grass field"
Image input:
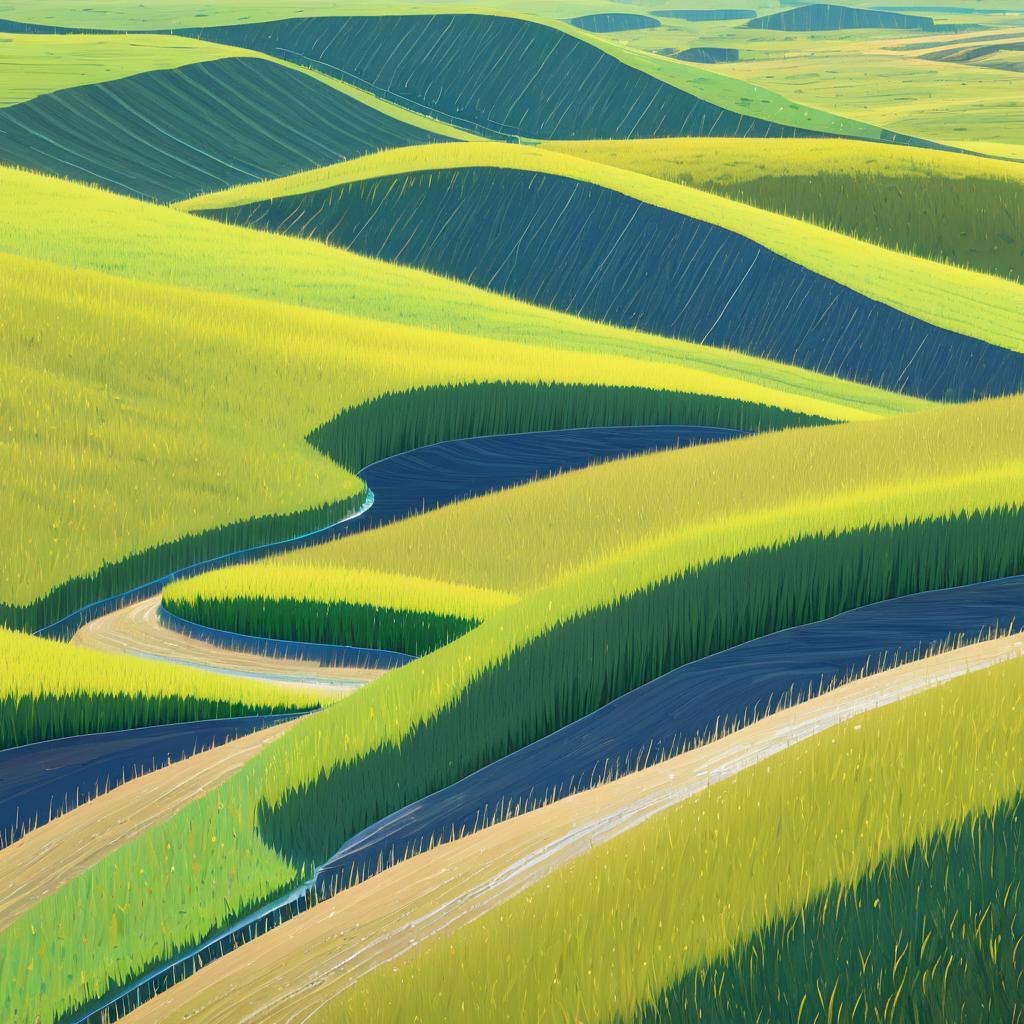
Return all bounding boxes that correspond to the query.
[183,142,1024,359]
[167,394,1023,654]
[5,169,906,629]
[8,391,1019,1022]
[545,137,1024,280]
[0,627,327,750]
[1,7,1022,1021]
[327,653,1024,1022]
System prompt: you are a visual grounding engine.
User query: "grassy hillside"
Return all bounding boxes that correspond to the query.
[181,13,893,140]
[0,32,246,105]
[0,627,326,750]
[713,47,1024,147]
[2,166,911,425]
[0,56,448,201]
[185,142,1024,399]
[326,654,1024,1022]
[3,392,1023,1023]
[747,2,937,29]
[166,394,1024,658]
[546,137,1024,281]
[4,175,884,628]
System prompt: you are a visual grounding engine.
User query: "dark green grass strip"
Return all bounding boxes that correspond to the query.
[707,172,1024,283]
[259,505,1024,869]
[182,14,858,141]
[633,795,1024,1024]
[0,57,443,202]
[201,168,1024,400]
[308,383,824,474]
[0,495,363,637]
[161,595,478,657]
[0,692,304,752]
[7,383,802,637]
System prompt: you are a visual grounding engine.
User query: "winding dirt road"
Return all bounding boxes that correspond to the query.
[72,596,381,694]
[0,719,297,935]
[123,630,1024,1024]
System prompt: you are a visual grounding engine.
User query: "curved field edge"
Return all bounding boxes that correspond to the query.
[161,382,823,647]
[258,507,1024,868]
[0,31,477,141]
[543,137,1024,282]
[1,179,910,615]
[321,654,1024,1024]
[180,142,1024,357]
[192,164,1021,400]
[0,167,920,423]
[0,57,453,203]
[3,394,1022,1022]
[0,33,242,106]
[178,12,887,144]
[0,627,325,751]
[103,635,1024,1023]
[170,393,1024,646]
[1,276,823,627]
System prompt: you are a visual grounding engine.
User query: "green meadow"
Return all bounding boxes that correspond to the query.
[0,5,1021,1022]
[330,654,1024,1022]
[545,137,1024,280]
[6,392,1023,1021]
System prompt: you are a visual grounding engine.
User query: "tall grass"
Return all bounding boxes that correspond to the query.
[322,655,1024,1023]
[635,796,1024,1022]
[0,627,326,751]
[184,395,1024,604]
[259,507,1024,868]
[164,568,514,655]
[3,249,852,617]
[1,396,1020,1023]
[1,167,913,424]
[308,381,823,474]
[181,141,1024,356]
[546,137,1024,281]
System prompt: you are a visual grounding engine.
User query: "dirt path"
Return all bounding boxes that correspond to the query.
[73,596,381,695]
[0,719,297,935]
[125,631,1024,1023]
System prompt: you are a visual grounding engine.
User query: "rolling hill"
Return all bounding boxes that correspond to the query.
[3,165,899,634]
[0,56,449,201]
[1,9,1021,1024]
[545,137,1024,281]
[747,3,937,30]
[183,142,1024,400]
[180,13,910,141]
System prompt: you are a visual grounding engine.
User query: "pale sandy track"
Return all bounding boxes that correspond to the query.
[0,720,297,935]
[126,631,1024,1024]
[73,596,380,696]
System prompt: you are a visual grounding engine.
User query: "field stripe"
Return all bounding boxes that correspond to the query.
[0,719,297,935]
[121,632,1024,1023]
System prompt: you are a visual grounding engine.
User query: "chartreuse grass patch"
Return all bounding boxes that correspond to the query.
[0,170,909,629]
[0,627,328,751]
[325,654,1024,1023]
[1,393,1021,1023]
